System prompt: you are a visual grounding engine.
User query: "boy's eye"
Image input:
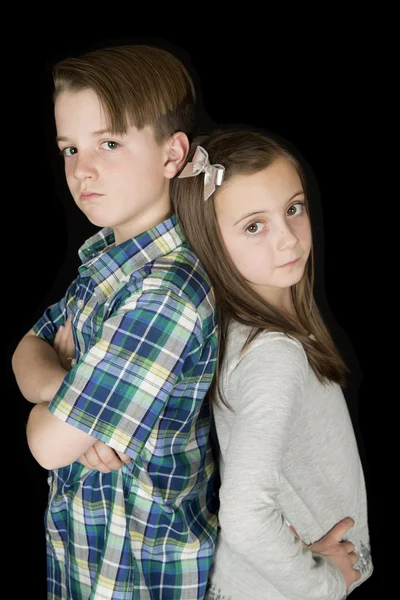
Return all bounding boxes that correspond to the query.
[61,147,77,158]
[101,141,120,150]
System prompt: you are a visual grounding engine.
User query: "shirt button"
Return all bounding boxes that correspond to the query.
[77,299,84,308]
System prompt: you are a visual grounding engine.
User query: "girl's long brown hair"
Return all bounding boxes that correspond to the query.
[171,129,347,406]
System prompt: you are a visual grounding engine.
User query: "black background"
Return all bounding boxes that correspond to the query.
[6,24,384,599]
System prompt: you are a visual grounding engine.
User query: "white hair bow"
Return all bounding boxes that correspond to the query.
[178,146,225,201]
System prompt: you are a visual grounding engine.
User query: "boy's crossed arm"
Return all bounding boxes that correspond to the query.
[26,401,101,468]
[13,328,69,404]
[15,290,197,472]
[14,316,129,472]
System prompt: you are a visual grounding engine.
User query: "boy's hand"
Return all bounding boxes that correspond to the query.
[79,441,131,473]
[53,315,75,371]
[291,517,360,590]
[53,317,131,472]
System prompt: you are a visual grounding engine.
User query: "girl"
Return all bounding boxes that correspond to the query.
[171,129,373,599]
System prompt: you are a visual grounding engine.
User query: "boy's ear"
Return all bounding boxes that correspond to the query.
[163,132,190,179]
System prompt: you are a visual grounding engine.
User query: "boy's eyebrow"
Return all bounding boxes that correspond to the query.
[234,191,304,225]
[56,129,114,143]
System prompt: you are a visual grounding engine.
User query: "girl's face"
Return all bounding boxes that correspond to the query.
[214,158,312,310]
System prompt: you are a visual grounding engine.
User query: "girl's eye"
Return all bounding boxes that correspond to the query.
[287,202,305,216]
[245,221,265,235]
[101,141,120,150]
[61,147,77,158]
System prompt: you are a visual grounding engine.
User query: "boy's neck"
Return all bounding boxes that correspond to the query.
[113,207,174,246]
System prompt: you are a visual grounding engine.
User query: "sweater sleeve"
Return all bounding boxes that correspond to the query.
[217,333,347,600]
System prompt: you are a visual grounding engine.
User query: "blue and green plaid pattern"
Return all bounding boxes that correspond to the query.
[33,215,218,599]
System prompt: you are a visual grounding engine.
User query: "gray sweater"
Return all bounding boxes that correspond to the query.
[207,324,373,600]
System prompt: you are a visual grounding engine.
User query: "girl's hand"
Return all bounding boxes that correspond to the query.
[308,518,360,589]
[290,517,360,590]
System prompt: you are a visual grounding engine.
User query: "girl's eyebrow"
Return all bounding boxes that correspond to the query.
[234,210,267,226]
[234,191,304,226]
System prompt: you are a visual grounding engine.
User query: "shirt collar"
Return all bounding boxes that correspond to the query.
[77,214,186,288]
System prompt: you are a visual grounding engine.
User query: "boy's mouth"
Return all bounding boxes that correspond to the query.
[80,191,104,201]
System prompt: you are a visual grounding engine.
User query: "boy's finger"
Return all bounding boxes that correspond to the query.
[96,444,125,471]
[59,328,69,354]
[79,455,90,469]
[53,326,64,350]
[115,451,131,464]
[83,445,117,472]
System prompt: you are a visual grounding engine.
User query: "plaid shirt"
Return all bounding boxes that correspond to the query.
[33,215,218,599]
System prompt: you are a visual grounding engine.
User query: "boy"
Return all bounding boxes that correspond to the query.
[12,44,218,599]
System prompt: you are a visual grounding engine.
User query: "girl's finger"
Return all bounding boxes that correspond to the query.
[349,551,360,567]
[341,541,355,554]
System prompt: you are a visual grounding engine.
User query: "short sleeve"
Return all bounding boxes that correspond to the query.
[48,289,202,459]
[33,280,78,343]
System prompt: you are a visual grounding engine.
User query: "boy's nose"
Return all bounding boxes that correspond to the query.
[73,154,98,180]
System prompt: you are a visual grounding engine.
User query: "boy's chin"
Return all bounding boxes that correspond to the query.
[82,213,112,229]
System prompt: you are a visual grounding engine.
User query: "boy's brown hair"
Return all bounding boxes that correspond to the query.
[53,45,196,143]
